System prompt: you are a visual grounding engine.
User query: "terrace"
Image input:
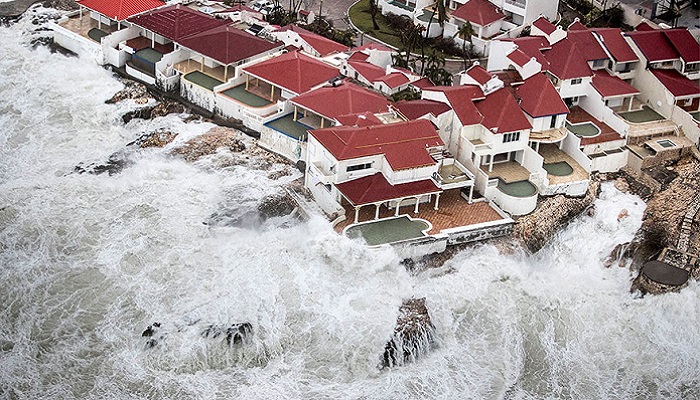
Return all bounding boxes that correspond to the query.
[264,114,312,140]
[58,13,119,42]
[174,60,228,82]
[220,84,274,108]
[567,106,624,146]
[480,161,530,183]
[335,189,504,234]
[538,143,590,186]
[183,70,223,91]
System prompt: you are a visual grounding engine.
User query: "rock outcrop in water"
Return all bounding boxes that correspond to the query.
[128,130,178,148]
[171,127,246,162]
[74,151,129,176]
[201,323,253,346]
[513,180,601,253]
[382,298,436,368]
[106,79,150,105]
[257,191,297,220]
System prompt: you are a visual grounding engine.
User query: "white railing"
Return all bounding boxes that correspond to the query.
[49,21,102,64]
[505,0,526,8]
[672,105,700,145]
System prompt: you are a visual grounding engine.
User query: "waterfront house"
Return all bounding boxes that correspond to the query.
[124,5,228,86]
[270,25,349,59]
[51,0,166,64]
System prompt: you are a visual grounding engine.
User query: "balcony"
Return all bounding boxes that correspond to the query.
[505,0,526,8]
[433,159,474,190]
[309,161,334,185]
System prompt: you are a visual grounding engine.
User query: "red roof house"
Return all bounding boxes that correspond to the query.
[651,69,700,98]
[127,5,227,41]
[567,30,609,62]
[591,28,639,63]
[347,60,386,82]
[626,30,679,62]
[475,88,532,133]
[514,73,569,117]
[452,0,505,27]
[335,173,441,206]
[544,39,594,80]
[291,82,389,121]
[242,51,339,95]
[591,70,640,98]
[395,99,451,120]
[276,25,348,57]
[177,25,283,65]
[309,119,443,170]
[533,16,557,35]
[78,0,165,21]
[662,29,700,63]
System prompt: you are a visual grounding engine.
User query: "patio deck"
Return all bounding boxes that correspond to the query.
[58,14,118,41]
[568,106,623,146]
[265,114,312,140]
[538,144,590,185]
[335,189,503,234]
[220,84,273,107]
[183,71,223,91]
[124,36,173,53]
[174,60,228,82]
[480,161,531,183]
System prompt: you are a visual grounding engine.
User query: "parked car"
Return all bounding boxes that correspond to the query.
[250,0,272,12]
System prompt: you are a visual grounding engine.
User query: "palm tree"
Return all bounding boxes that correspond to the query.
[368,0,380,30]
[453,21,474,70]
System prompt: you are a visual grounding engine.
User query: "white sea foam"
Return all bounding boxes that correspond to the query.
[0,9,699,400]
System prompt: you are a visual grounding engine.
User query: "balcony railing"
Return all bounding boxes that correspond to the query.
[505,0,526,8]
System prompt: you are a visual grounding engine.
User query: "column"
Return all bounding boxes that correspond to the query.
[434,193,441,210]
[354,206,360,223]
[200,58,204,72]
[395,199,402,216]
[320,118,324,128]
[293,106,298,121]
[245,75,249,90]
[224,65,228,81]
[628,96,633,111]
[414,197,420,214]
[374,204,381,220]
[468,185,474,203]
[489,155,494,172]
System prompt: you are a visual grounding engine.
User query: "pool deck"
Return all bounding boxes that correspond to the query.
[58,14,118,41]
[480,161,531,183]
[568,107,623,146]
[538,144,590,185]
[335,189,504,235]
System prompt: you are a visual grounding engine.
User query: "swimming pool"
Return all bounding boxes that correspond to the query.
[497,179,537,198]
[344,215,431,246]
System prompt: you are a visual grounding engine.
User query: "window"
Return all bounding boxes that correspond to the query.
[593,59,606,68]
[571,78,583,85]
[549,115,557,129]
[346,162,372,172]
[503,131,520,143]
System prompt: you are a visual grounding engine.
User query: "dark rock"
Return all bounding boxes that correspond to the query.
[257,192,297,220]
[381,298,436,368]
[74,152,129,176]
[121,106,154,124]
[152,322,161,328]
[171,127,246,162]
[295,160,306,173]
[127,130,178,148]
[0,340,14,352]
[225,322,253,346]
[145,338,158,349]
[201,324,222,339]
[150,100,185,118]
[106,80,149,104]
[141,326,154,337]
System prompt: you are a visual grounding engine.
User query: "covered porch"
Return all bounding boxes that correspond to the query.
[239,74,285,103]
[174,59,229,83]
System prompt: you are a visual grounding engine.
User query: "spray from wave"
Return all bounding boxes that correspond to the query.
[0,7,698,399]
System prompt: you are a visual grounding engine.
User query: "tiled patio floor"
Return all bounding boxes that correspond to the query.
[480,161,530,183]
[335,189,505,235]
[539,144,590,185]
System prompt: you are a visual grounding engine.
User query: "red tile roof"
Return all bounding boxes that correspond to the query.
[336,173,441,206]
[591,70,640,98]
[452,0,505,27]
[291,82,389,120]
[309,119,443,170]
[277,25,348,56]
[242,51,339,94]
[395,99,451,120]
[626,31,679,62]
[177,25,282,65]
[635,21,657,31]
[505,37,551,69]
[507,48,532,67]
[592,28,638,63]
[466,64,492,85]
[475,88,531,133]
[78,0,165,21]
[410,77,435,89]
[663,29,700,63]
[567,30,609,61]
[514,73,569,117]
[348,60,386,82]
[544,38,593,80]
[428,85,484,126]
[567,20,587,31]
[651,69,700,98]
[352,42,393,53]
[127,5,227,41]
[335,112,384,127]
[348,52,369,62]
[375,72,410,89]
[533,16,556,35]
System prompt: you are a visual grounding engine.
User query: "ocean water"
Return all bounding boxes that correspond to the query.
[1,7,699,400]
